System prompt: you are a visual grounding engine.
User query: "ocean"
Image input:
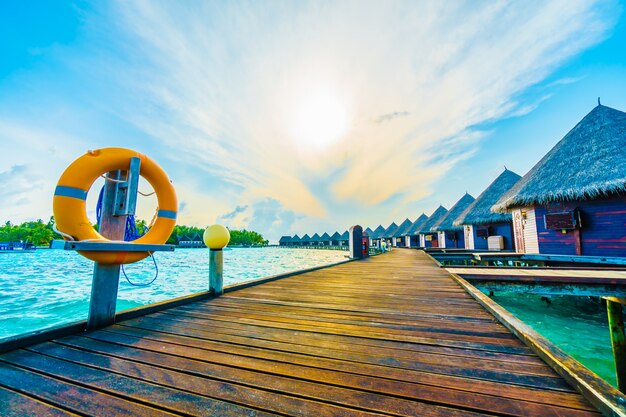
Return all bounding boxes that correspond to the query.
[0,247,347,339]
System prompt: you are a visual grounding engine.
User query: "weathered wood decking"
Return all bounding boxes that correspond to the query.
[0,250,606,416]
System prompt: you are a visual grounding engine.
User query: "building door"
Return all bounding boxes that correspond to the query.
[512,210,525,253]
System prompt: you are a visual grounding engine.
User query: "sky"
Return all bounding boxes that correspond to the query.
[1,0,626,243]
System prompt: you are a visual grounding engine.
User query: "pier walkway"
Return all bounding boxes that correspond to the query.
[0,250,605,416]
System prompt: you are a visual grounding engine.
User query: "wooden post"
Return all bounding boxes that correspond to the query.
[209,249,224,295]
[607,298,626,392]
[87,170,126,330]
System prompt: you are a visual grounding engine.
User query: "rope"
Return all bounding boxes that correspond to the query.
[94,182,160,287]
[96,185,145,241]
[100,174,127,183]
[52,222,75,241]
[121,252,159,286]
[100,174,155,196]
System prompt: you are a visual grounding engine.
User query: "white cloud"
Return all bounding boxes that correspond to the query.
[100,0,613,224]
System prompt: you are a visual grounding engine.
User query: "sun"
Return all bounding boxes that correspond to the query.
[289,91,349,150]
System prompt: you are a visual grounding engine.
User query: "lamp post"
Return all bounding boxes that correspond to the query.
[203,224,230,296]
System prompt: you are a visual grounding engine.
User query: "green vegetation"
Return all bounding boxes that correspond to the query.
[1,218,59,246]
[1,218,268,247]
[167,225,268,246]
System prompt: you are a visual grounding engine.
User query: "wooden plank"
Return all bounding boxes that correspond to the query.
[0,386,80,417]
[0,361,177,417]
[118,315,553,377]
[0,349,280,417]
[30,340,490,417]
[85,325,574,392]
[54,333,594,412]
[51,335,597,417]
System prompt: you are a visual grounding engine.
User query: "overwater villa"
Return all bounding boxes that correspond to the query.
[401,213,429,247]
[368,225,385,247]
[430,193,475,249]
[330,231,341,246]
[289,234,301,246]
[380,222,399,245]
[320,232,332,246]
[310,233,321,246]
[493,103,626,256]
[454,169,521,251]
[340,230,349,246]
[278,236,292,246]
[300,234,311,246]
[392,218,414,247]
[418,205,448,247]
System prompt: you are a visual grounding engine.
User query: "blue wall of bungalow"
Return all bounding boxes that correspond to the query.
[443,231,464,248]
[532,195,626,257]
[470,222,515,250]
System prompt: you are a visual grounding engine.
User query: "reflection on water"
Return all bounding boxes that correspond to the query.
[478,286,616,387]
[0,248,347,339]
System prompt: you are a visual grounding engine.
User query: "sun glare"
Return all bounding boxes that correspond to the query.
[289,91,349,150]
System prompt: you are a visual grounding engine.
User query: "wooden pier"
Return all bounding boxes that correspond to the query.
[0,249,622,416]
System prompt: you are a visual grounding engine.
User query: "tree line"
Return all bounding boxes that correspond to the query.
[0,218,268,247]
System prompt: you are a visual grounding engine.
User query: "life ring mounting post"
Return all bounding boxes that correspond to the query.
[52,148,178,330]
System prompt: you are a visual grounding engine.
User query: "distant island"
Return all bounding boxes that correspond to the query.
[0,217,268,247]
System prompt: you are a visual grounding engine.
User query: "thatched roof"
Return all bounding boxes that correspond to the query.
[311,233,321,241]
[381,222,399,238]
[393,218,414,237]
[494,104,626,211]
[301,234,311,242]
[418,206,448,234]
[279,236,292,243]
[330,232,341,240]
[320,232,331,242]
[340,231,349,240]
[291,234,301,243]
[370,225,385,239]
[431,193,475,232]
[364,227,374,237]
[454,169,521,225]
[403,214,429,236]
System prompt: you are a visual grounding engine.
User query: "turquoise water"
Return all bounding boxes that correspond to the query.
[0,248,346,339]
[479,288,616,387]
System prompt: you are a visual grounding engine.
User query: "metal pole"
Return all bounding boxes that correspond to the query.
[607,298,626,392]
[87,170,126,330]
[210,249,224,295]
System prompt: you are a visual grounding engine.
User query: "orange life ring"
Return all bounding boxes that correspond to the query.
[52,148,177,264]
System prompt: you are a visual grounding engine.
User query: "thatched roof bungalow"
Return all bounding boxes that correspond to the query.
[454,169,521,251]
[418,206,448,247]
[493,103,626,256]
[392,218,414,247]
[300,234,311,246]
[431,193,475,248]
[320,232,331,246]
[367,225,385,247]
[380,222,399,241]
[401,214,429,247]
[311,233,322,246]
[330,231,341,246]
[340,231,349,246]
[290,234,301,246]
[370,225,385,239]
[278,236,292,246]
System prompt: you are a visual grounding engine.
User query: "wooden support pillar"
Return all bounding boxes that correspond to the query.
[209,249,224,296]
[87,170,126,330]
[607,298,626,392]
